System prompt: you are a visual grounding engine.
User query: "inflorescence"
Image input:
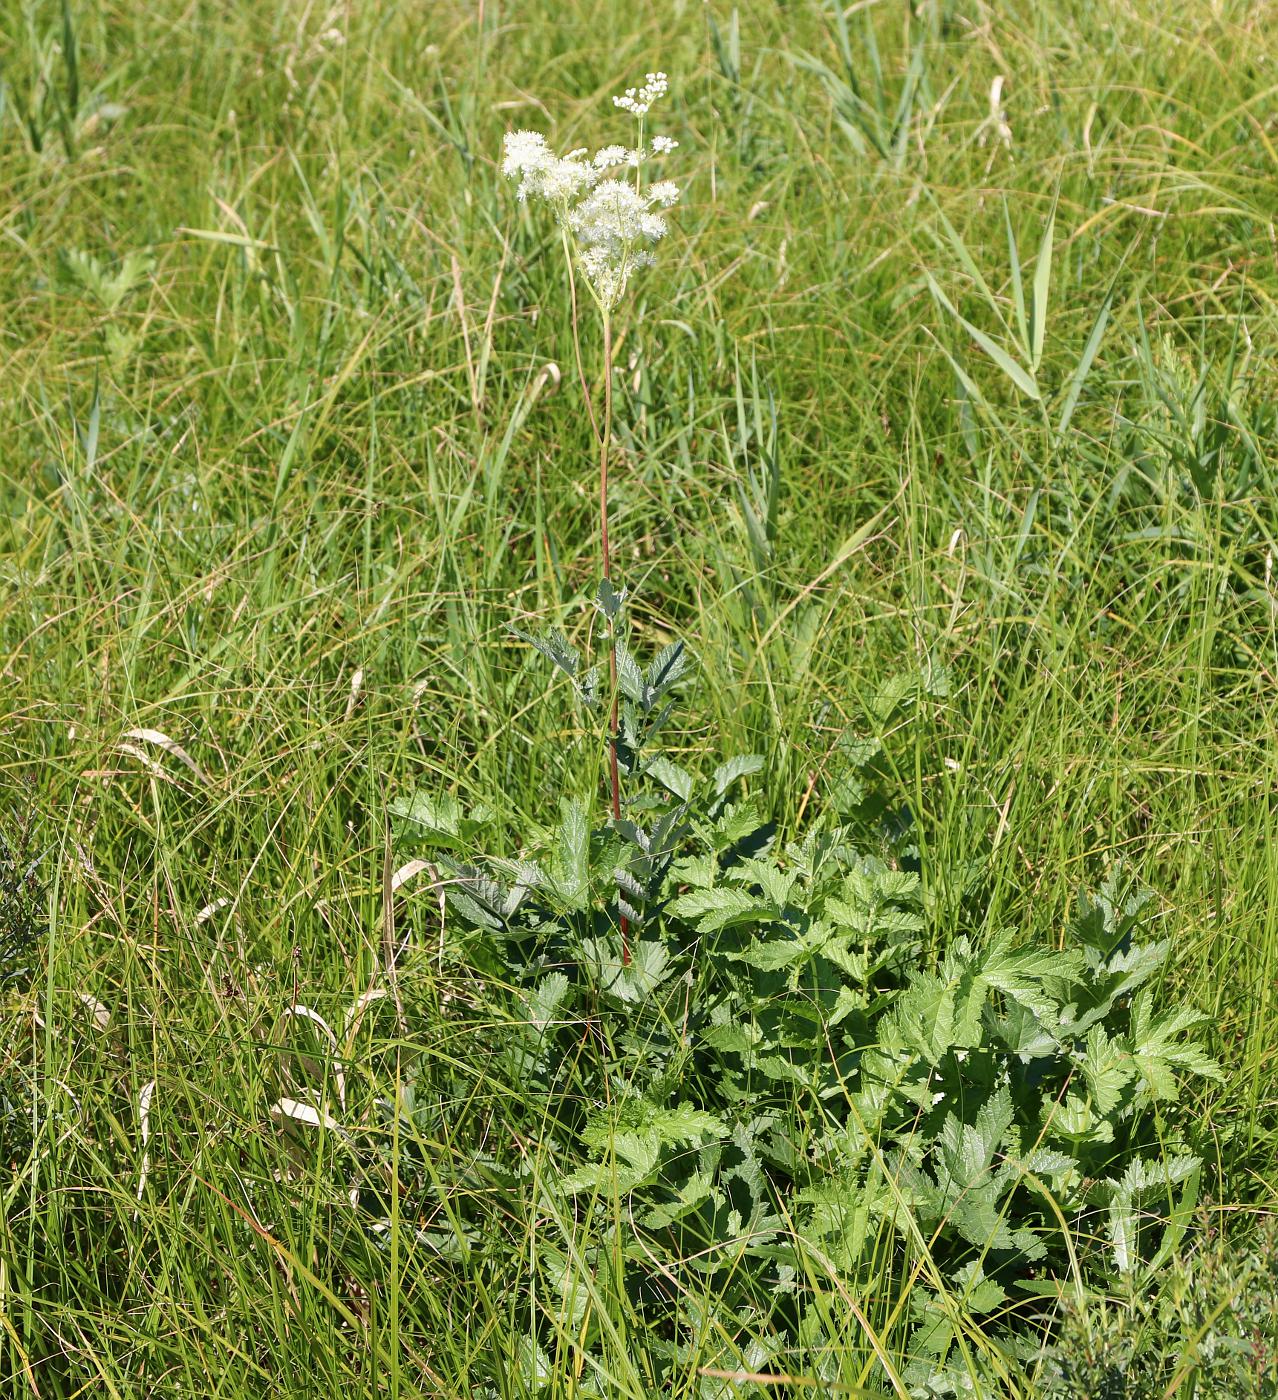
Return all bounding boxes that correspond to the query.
[501,73,680,310]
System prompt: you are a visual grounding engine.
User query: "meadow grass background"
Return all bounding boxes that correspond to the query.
[2,0,1278,1393]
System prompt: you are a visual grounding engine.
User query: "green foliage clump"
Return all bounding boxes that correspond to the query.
[1,814,45,1168]
[393,615,1221,1393]
[0,817,45,995]
[1040,1218,1278,1398]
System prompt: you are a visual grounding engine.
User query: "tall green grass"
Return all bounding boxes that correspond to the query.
[2,0,1277,1393]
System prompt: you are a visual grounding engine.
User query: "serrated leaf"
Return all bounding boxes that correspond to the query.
[731,857,796,910]
[389,790,464,844]
[581,937,670,1003]
[704,801,769,853]
[551,797,590,910]
[1127,989,1222,1099]
[994,1004,1060,1061]
[575,665,601,708]
[937,1087,1013,1197]
[952,1261,1007,1315]
[701,1022,757,1054]
[643,754,693,802]
[594,577,626,620]
[712,752,764,797]
[669,852,716,889]
[570,1101,726,1194]
[876,869,921,900]
[646,640,689,700]
[739,935,807,971]
[1079,1023,1134,1115]
[668,886,770,933]
[980,929,1082,1025]
[893,952,986,1064]
[446,867,510,931]
[615,642,646,705]
[513,625,580,680]
[1096,1157,1199,1276]
[871,670,916,720]
[523,973,570,1035]
[1108,1194,1139,1274]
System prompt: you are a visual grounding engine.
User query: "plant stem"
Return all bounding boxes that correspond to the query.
[563,228,601,446]
[599,310,629,965]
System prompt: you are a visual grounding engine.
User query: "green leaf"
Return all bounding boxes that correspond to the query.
[646,640,689,700]
[1128,989,1222,1099]
[712,753,764,797]
[668,886,770,933]
[643,754,693,803]
[668,852,716,889]
[551,797,590,910]
[952,1261,1007,1315]
[700,1022,757,1055]
[1107,1193,1139,1274]
[625,939,671,996]
[1057,282,1113,437]
[893,947,985,1064]
[1029,201,1055,373]
[1079,1024,1134,1116]
[577,936,670,1003]
[925,271,1041,401]
[523,974,570,1035]
[1003,201,1028,357]
[567,1101,726,1194]
[615,642,646,705]
[1100,1156,1200,1275]
[594,577,626,620]
[512,625,581,680]
[702,801,769,853]
[732,857,796,910]
[739,934,808,971]
[979,929,1081,1025]
[389,790,465,847]
[937,1087,1014,1197]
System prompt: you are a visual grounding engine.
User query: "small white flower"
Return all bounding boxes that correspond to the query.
[637,210,668,242]
[648,179,679,208]
[502,129,549,178]
[613,70,669,118]
[651,135,678,155]
[593,144,629,168]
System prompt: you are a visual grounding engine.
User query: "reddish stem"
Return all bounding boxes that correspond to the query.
[599,313,629,966]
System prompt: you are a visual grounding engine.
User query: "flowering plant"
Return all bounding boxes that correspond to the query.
[501,72,679,310]
[500,74,682,963]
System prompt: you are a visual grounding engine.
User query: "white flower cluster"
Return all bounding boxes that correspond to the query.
[569,180,677,306]
[501,74,680,310]
[501,130,595,204]
[613,71,668,118]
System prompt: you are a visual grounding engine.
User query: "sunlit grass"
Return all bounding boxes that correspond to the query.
[2,0,1277,1394]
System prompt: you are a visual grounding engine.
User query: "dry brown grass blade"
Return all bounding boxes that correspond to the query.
[120,727,213,785]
